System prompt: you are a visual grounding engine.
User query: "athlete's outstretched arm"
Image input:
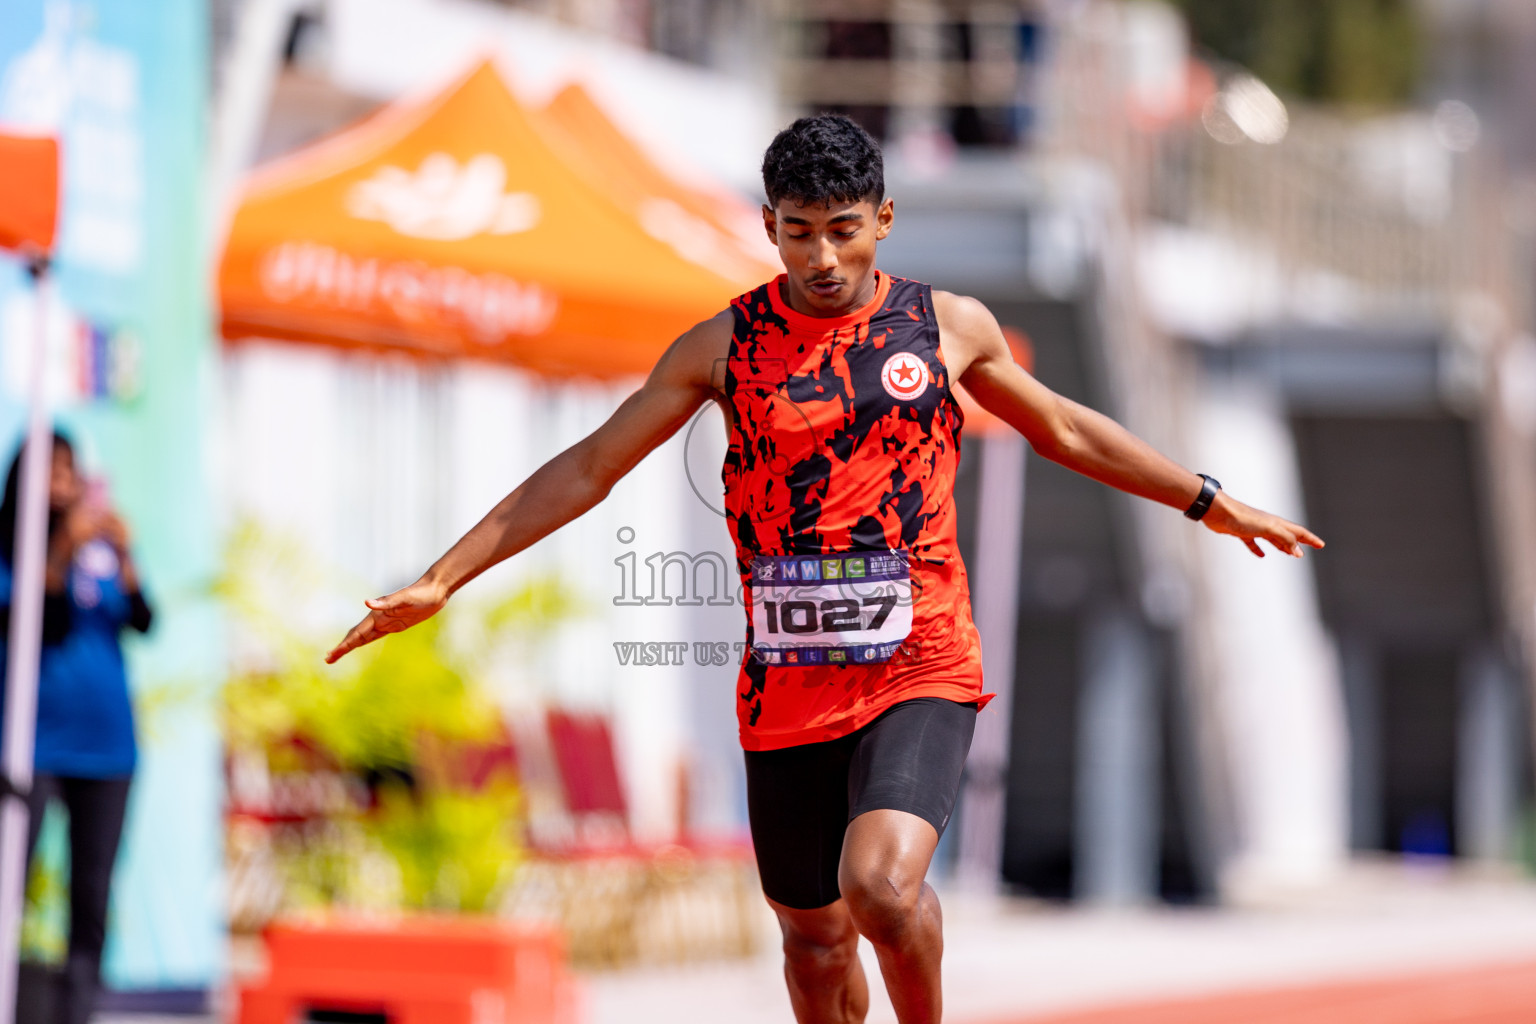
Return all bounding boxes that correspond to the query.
[937,292,1323,559]
[325,312,730,663]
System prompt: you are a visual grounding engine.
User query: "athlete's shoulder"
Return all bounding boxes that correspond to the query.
[679,308,735,353]
[650,309,733,390]
[930,291,1007,375]
[931,290,998,333]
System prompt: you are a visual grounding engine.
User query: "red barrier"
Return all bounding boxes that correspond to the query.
[237,915,579,1024]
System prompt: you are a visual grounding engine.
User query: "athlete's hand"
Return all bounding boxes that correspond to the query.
[1201,492,1324,559]
[325,578,448,664]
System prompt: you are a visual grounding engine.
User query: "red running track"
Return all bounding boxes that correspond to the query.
[973,958,1536,1024]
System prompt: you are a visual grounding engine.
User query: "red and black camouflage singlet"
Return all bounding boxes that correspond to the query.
[723,271,988,751]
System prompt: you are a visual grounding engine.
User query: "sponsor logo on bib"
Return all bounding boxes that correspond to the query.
[749,550,914,666]
[880,351,929,401]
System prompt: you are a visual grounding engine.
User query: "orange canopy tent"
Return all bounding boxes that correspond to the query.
[219,62,774,378]
[537,83,777,287]
[0,133,59,257]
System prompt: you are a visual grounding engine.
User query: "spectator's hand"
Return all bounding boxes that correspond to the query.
[325,578,448,664]
[99,512,131,554]
[57,503,106,552]
[1202,492,1324,558]
[43,502,99,591]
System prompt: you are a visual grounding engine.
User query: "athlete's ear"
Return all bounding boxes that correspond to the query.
[874,197,895,241]
[762,203,779,247]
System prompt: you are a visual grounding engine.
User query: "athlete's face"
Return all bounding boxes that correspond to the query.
[763,196,894,317]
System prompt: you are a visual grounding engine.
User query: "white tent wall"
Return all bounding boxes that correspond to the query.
[223,341,702,842]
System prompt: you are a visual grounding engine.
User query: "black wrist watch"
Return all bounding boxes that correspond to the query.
[1184,474,1221,521]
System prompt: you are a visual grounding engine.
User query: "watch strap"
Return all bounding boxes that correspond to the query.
[1184,474,1221,521]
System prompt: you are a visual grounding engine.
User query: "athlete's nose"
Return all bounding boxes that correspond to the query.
[807,235,838,272]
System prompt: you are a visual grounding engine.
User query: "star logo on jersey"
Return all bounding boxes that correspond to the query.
[880,351,929,401]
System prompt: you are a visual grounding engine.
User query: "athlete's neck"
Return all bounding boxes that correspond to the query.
[777,270,881,319]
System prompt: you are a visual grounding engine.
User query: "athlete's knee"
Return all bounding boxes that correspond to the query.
[774,902,860,982]
[838,867,925,948]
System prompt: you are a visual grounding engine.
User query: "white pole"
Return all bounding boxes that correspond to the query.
[0,258,56,1023]
[209,0,303,252]
[954,432,1027,892]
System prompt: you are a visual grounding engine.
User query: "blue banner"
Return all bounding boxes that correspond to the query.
[0,0,220,993]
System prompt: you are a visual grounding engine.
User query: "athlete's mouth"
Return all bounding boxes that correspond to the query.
[807,279,844,297]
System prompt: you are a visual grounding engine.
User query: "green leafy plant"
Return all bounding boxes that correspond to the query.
[219,520,584,916]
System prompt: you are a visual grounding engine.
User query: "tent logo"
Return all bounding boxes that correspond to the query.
[346,153,541,241]
[258,241,559,340]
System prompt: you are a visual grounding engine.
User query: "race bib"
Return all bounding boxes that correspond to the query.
[748,551,913,666]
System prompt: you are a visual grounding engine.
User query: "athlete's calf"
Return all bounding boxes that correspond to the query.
[771,898,871,1024]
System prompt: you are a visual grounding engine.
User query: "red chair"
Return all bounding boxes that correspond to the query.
[543,709,632,853]
[505,709,761,967]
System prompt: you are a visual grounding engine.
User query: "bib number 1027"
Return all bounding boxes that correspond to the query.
[760,594,898,634]
[748,551,914,663]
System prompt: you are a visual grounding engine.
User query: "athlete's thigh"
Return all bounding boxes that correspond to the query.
[846,696,977,836]
[745,735,855,910]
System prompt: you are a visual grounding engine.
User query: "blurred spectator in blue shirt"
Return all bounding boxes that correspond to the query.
[0,431,151,1024]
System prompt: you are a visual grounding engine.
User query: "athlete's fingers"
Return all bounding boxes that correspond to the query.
[325,629,363,665]
[1270,517,1323,552]
[325,615,378,664]
[1265,531,1299,557]
[366,582,446,615]
[1244,537,1265,558]
[1257,518,1309,557]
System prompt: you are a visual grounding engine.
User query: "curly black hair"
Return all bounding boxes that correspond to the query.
[761,114,884,209]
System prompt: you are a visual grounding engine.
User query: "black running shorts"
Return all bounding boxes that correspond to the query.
[743,696,978,910]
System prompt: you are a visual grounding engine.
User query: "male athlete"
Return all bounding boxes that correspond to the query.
[327,115,1323,1023]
